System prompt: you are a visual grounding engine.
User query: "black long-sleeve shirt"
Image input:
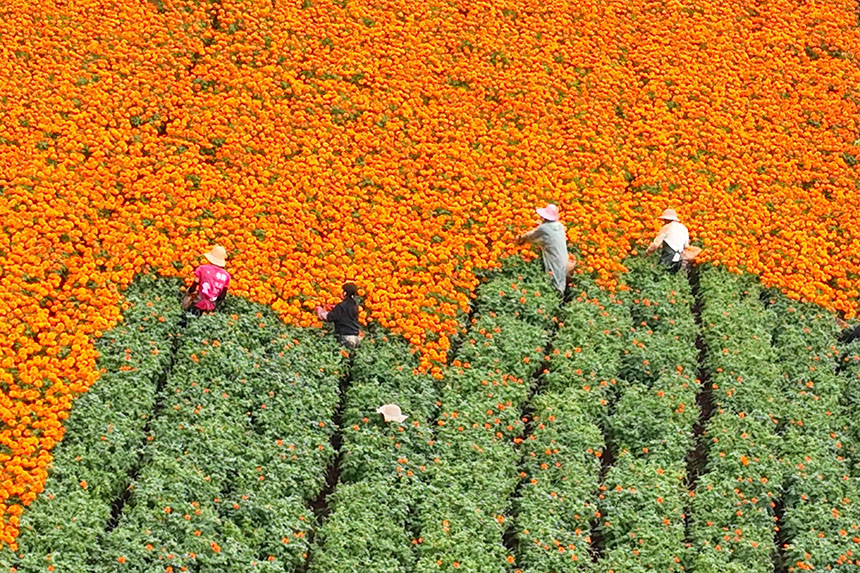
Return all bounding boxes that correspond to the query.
[326,298,360,336]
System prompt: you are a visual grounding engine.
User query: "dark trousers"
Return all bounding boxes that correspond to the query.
[839,325,860,345]
[660,243,682,274]
[179,305,203,328]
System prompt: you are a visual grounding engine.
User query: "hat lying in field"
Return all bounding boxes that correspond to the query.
[376,403,408,423]
[658,208,680,223]
[536,203,560,222]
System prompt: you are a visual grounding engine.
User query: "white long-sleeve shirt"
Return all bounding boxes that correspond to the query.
[651,221,690,261]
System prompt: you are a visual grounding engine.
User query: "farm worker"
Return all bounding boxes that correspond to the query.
[184,245,231,315]
[517,203,576,294]
[837,318,860,344]
[645,208,690,273]
[316,283,363,348]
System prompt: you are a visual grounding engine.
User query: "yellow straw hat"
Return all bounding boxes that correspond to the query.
[658,208,680,223]
[204,245,227,267]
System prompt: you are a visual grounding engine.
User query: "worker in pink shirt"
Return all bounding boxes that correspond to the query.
[183,245,231,315]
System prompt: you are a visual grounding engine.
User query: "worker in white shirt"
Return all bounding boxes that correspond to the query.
[645,208,689,273]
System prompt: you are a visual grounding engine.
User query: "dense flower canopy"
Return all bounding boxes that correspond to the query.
[0,0,859,547]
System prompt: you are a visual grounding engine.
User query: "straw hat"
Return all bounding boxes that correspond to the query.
[204,245,227,267]
[376,403,408,423]
[658,208,680,223]
[536,204,560,222]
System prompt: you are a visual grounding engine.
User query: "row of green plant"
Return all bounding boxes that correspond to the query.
[6,275,183,571]
[688,267,785,573]
[768,296,860,571]
[94,298,346,572]
[595,258,699,571]
[414,259,560,571]
[510,269,629,572]
[843,340,860,474]
[306,333,437,572]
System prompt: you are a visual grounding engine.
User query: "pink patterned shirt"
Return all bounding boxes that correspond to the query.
[193,264,230,311]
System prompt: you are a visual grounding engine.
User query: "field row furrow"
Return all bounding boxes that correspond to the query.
[688,268,785,573]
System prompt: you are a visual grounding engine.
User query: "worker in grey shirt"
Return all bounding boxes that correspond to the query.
[517,203,575,294]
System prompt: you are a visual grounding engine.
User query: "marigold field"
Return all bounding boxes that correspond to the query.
[1,0,860,569]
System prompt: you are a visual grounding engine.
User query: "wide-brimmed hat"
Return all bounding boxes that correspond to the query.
[536,204,560,222]
[376,403,408,423]
[658,208,680,223]
[204,245,228,267]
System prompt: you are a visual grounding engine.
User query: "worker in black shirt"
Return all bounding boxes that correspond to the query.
[838,318,860,345]
[316,283,363,348]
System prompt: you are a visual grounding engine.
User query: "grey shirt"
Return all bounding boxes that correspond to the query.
[524,221,568,293]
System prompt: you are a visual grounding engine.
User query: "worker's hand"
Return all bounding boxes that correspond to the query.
[837,317,850,329]
[515,234,524,245]
[315,306,328,321]
[644,244,656,256]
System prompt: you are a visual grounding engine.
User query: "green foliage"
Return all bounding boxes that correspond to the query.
[513,391,602,571]
[308,482,414,573]
[96,306,344,571]
[766,290,860,571]
[415,260,560,571]
[590,257,698,570]
[9,259,858,573]
[599,457,688,572]
[545,285,630,421]
[477,271,558,328]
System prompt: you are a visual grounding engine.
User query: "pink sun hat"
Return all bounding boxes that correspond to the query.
[536,203,560,222]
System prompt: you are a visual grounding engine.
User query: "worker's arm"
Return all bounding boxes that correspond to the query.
[215,286,228,304]
[517,226,544,245]
[317,302,340,322]
[645,226,670,255]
